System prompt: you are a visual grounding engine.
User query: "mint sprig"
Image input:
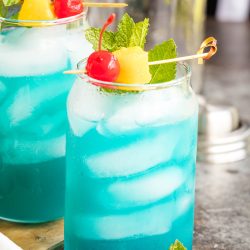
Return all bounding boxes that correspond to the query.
[148,39,177,83]
[86,13,149,52]
[169,240,187,250]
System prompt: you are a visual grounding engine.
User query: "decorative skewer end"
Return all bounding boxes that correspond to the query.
[63,37,218,75]
[197,37,218,64]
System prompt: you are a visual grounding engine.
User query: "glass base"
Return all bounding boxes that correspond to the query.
[0,158,65,223]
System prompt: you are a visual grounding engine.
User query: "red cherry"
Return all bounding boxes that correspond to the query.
[54,0,83,18]
[86,13,120,82]
[86,51,120,82]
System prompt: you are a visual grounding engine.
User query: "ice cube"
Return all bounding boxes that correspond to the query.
[85,129,179,178]
[173,117,198,159]
[102,166,184,208]
[74,200,174,240]
[0,135,65,164]
[174,175,195,219]
[65,29,93,67]
[96,98,140,135]
[1,86,33,129]
[0,79,70,133]
[0,27,68,77]
[68,112,95,137]
[68,80,113,126]
[98,87,198,135]
[175,193,193,219]
[16,110,67,138]
[2,28,26,44]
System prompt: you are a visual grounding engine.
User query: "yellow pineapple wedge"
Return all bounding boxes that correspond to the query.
[113,47,152,85]
[19,0,55,21]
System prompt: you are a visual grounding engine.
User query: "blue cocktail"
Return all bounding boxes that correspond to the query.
[65,61,198,249]
[0,15,92,223]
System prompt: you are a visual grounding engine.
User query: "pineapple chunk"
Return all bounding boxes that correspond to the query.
[113,47,152,84]
[19,0,55,21]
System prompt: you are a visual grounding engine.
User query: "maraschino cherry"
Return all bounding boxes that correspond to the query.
[86,14,120,82]
[54,0,83,18]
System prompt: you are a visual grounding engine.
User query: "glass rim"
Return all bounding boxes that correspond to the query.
[0,10,87,26]
[77,58,192,91]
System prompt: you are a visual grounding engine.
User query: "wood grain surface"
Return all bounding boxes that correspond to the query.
[0,219,64,250]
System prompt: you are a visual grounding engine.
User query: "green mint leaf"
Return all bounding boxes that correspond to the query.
[114,13,135,50]
[129,18,149,49]
[169,240,187,250]
[0,0,21,18]
[2,0,20,7]
[0,0,8,17]
[85,28,115,51]
[148,39,177,83]
[0,0,22,30]
[85,28,100,50]
[85,13,150,52]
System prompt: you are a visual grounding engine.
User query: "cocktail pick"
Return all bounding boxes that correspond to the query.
[64,37,218,75]
[148,37,217,66]
[82,2,128,8]
[196,36,218,64]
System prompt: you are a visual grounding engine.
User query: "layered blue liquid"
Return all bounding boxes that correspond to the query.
[0,68,75,222]
[65,114,198,250]
[0,158,65,222]
[0,25,93,222]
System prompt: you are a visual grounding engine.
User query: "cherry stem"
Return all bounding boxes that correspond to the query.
[98,13,116,51]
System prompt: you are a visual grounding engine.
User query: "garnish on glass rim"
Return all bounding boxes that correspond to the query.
[65,12,217,86]
[64,37,218,75]
[0,1,128,23]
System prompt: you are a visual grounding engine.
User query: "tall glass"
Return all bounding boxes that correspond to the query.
[65,60,198,250]
[0,13,92,223]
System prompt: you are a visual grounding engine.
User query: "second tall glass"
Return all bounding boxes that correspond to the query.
[0,13,92,223]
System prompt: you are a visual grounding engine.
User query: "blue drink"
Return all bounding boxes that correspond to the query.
[0,17,92,222]
[65,64,198,249]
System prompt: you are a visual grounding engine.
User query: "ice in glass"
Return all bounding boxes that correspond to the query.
[0,13,92,222]
[65,61,198,250]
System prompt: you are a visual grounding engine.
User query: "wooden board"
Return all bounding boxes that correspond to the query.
[0,219,64,250]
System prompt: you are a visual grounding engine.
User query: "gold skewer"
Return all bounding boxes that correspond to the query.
[64,70,86,75]
[83,2,128,8]
[63,53,208,75]
[148,53,208,66]
[64,37,217,75]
